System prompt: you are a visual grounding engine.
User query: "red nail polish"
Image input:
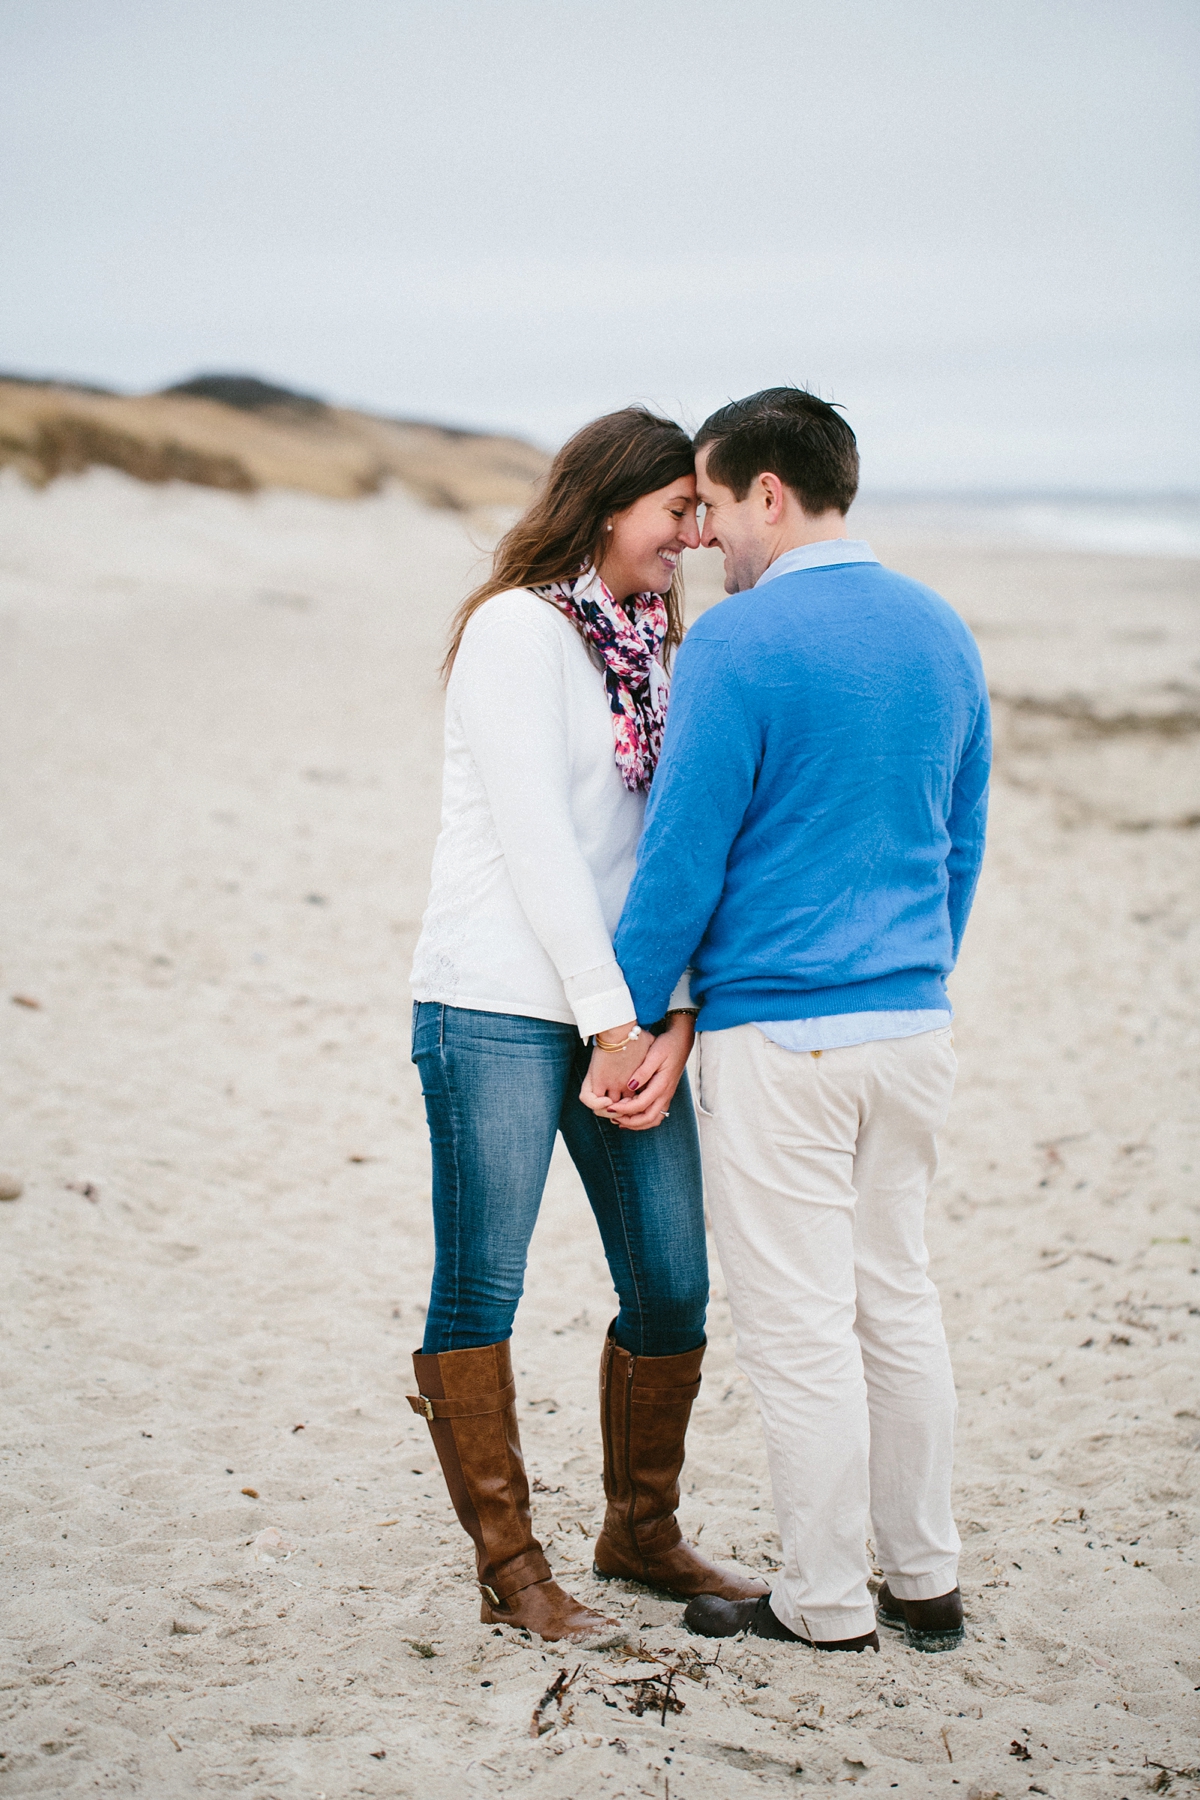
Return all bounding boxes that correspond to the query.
[628,1080,639,1092]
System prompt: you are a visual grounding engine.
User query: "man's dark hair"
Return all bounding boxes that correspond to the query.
[694,387,859,515]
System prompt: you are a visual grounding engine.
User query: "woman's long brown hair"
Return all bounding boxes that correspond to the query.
[442,406,695,678]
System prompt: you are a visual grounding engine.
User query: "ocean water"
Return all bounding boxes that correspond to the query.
[850,494,1200,558]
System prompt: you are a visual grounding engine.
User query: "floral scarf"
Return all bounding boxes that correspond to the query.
[534,567,669,794]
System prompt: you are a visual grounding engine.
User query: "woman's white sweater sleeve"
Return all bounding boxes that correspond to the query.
[452,609,635,1037]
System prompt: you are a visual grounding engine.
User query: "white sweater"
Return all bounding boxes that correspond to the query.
[410,588,688,1037]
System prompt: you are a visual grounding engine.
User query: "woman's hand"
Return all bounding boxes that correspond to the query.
[580,1012,696,1130]
[582,1022,647,1110]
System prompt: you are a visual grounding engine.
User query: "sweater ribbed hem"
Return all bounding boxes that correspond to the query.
[695,970,949,1034]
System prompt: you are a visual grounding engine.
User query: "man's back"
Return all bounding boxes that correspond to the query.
[614,556,991,1030]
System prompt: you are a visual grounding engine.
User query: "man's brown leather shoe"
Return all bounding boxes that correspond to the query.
[875,1581,964,1652]
[592,1326,768,1603]
[684,1593,879,1652]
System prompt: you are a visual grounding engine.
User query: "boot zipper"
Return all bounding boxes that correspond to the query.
[622,1356,640,1566]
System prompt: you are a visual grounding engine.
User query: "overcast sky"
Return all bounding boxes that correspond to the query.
[1,0,1196,490]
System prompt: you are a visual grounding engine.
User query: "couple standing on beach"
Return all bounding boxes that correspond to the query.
[407,388,990,1656]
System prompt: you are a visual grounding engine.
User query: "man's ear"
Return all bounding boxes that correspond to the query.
[759,472,787,518]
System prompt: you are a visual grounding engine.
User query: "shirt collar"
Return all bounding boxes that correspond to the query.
[753,539,879,588]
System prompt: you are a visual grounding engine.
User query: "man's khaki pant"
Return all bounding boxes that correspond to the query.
[695,1024,961,1642]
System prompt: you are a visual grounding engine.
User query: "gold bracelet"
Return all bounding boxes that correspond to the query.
[666,1008,698,1018]
[593,1025,643,1052]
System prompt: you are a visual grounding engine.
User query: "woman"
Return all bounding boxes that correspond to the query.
[408,408,766,1642]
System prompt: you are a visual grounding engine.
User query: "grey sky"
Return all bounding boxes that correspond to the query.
[1,0,1196,489]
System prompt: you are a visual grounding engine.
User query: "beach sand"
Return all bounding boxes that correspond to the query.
[1,469,1198,1797]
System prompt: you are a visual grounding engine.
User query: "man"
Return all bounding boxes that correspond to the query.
[607,388,990,1654]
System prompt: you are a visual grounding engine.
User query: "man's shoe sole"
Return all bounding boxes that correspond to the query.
[905,1623,964,1653]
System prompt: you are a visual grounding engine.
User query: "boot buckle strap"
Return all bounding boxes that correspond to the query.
[479,1584,500,1606]
[630,1377,702,1405]
[406,1377,518,1420]
[481,1547,552,1600]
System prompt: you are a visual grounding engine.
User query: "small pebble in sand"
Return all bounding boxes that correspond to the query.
[0,1174,23,1201]
[252,1526,294,1562]
[11,994,41,1009]
[241,1486,260,1499]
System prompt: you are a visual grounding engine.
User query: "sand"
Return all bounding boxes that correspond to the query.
[1,469,1198,1799]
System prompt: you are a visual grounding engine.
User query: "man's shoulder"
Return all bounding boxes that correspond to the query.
[762,557,936,605]
[867,560,958,611]
[873,566,985,663]
[682,563,985,708]
[683,560,979,647]
[783,560,980,652]
[680,589,759,645]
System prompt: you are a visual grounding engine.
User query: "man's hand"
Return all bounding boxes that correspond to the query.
[580,1012,696,1130]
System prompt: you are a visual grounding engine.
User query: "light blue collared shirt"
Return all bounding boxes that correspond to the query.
[754,538,880,586]
[749,537,952,1054]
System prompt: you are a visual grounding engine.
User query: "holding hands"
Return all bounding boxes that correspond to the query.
[580,1011,696,1131]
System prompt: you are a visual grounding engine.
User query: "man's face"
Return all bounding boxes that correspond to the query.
[695,446,773,595]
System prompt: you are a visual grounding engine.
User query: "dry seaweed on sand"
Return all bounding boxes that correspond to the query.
[529,1664,580,1737]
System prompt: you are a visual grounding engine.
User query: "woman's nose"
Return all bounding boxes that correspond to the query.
[681,512,702,549]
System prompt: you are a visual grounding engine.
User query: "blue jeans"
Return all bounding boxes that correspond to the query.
[411,1003,708,1357]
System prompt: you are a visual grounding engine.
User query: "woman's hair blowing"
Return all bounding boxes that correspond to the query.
[443,406,695,678]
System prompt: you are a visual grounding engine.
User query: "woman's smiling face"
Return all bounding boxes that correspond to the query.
[600,475,700,600]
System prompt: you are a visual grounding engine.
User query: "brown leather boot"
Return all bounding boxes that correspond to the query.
[408,1341,618,1643]
[592,1324,769,1602]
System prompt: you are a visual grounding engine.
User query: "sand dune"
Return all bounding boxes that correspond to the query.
[0,374,549,510]
[0,470,1197,1797]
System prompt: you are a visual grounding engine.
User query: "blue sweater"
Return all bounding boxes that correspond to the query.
[613,555,991,1032]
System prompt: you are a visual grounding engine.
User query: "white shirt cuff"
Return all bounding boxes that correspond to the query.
[563,963,636,1040]
[667,969,695,1012]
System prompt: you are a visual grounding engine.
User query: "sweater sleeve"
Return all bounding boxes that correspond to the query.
[946,690,991,960]
[614,632,758,1023]
[452,603,634,1037]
